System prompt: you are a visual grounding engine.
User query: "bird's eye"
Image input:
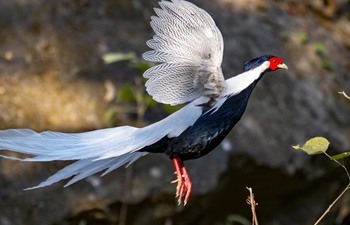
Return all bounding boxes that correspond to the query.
[273,60,276,64]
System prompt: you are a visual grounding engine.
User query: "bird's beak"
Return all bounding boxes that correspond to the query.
[277,63,288,70]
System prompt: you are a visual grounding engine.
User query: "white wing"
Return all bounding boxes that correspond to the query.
[143,0,226,106]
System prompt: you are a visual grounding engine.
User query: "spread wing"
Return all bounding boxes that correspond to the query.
[143,0,226,106]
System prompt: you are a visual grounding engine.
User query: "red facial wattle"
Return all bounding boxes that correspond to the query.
[269,57,283,71]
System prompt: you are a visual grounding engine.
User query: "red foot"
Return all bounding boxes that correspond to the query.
[171,158,192,206]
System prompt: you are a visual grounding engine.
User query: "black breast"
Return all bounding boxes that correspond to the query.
[140,83,256,161]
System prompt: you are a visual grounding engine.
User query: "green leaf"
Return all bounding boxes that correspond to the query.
[292,144,300,150]
[117,86,135,102]
[144,95,158,107]
[331,152,350,160]
[132,61,156,73]
[102,52,137,64]
[322,59,333,71]
[103,108,118,127]
[297,32,308,44]
[293,137,330,155]
[312,42,327,54]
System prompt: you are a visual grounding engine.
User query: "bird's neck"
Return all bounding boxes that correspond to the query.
[222,61,270,96]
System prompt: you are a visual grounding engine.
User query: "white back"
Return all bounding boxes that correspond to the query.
[223,61,270,96]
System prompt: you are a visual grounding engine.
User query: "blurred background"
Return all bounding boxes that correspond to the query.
[0,0,350,225]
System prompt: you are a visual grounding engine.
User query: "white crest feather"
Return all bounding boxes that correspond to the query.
[143,0,226,106]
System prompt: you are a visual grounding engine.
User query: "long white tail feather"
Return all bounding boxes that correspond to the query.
[143,0,226,106]
[0,98,205,189]
[24,152,145,190]
[0,126,138,161]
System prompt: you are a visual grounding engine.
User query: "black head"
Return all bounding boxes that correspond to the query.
[243,55,288,72]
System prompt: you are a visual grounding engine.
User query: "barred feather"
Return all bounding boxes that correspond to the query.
[143,0,226,106]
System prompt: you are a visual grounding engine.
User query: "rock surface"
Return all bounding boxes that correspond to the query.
[0,0,349,225]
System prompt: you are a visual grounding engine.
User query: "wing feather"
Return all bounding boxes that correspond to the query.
[143,0,226,105]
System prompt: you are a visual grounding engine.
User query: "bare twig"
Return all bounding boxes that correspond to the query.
[246,187,259,225]
[313,183,350,225]
[324,152,350,182]
[338,91,350,100]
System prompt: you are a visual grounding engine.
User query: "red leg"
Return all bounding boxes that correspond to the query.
[171,158,192,206]
[172,157,183,198]
[181,164,192,205]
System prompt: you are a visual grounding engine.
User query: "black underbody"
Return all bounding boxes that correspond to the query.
[140,81,258,161]
[139,55,274,161]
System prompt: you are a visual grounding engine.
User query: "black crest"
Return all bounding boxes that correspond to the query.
[243,55,275,72]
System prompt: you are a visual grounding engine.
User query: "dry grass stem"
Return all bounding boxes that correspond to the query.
[246,187,259,225]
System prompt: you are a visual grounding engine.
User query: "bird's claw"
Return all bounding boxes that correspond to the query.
[177,176,192,205]
[171,158,192,206]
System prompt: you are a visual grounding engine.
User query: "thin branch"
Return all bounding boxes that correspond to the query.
[246,187,259,225]
[312,153,350,225]
[324,152,350,182]
[313,183,350,225]
[338,91,350,100]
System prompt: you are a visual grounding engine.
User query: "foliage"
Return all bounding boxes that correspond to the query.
[297,31,309,44]
[103,108,119,127]
[327,91,350,160]
[103,52,137,64]
[103,52,156,73]
[321,59,334,71]
[309,41,337,79]
[102,52,183,126]
[312,42,327,55]
[295,33,335,77]
[331,152,350,160]
[292,135,350,225]
[292,137,330,155]
[290,91,350,225]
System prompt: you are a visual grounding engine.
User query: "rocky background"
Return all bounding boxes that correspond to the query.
[0,0,350,225]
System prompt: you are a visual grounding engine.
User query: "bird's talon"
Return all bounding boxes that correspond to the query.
[171,179,178,184]
[172,158,192,206]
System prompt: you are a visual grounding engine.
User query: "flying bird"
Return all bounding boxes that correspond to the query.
[0,0,288,205]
